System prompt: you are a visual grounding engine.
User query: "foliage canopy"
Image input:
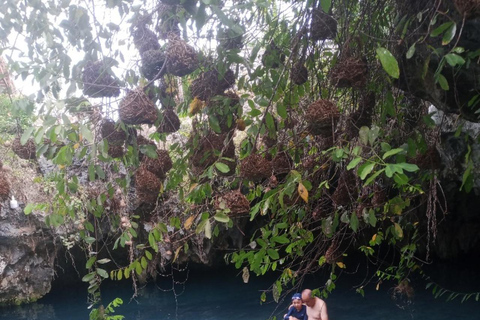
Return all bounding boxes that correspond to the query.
[2,0,480,315]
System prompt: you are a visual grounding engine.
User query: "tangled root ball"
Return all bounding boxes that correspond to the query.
[190,69,236,102]
[0,170,11,200]
[330,57,368,89]
[311,9,337,41]
[140,49,167,81]
[135,166,161,204]
[108,145,125,158]
[191,132,235,169]
[141,149,173,179]
[290,62,309,85]
[132,27,161,55]
[101,119,126,146]
[272,151,293,175]
[82,61,120,98]
[12,136,36,160]
[240,154,272,182]
[306,99,340,136]
[215,190,250,216]
[157,107,181,134]
[119,89,158,125]
[331,170,357,207]
[453,0,480,19]
[166,34,199,76]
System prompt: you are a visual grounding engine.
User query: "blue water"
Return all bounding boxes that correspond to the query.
[1,268,479,319]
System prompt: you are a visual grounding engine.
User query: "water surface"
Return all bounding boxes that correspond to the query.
[1,267,479,319]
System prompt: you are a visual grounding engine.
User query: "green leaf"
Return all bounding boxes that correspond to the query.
[204,219,212,239]
[406,43,416,59]
[265,112,275,132]
[21,127,34,145]
[24,203,34,215]
[431,22,453,37]
[82,272,96,283]
[394,173,409,186]
[277,103,287,119]
[141,256,147,269]
[359,126,369,145]
[215,162,230,173]
[350,212,359,232]
[368,210,377,227]
[382,148,404,160]
[394,222,404,239]
[271,235,290,244]
[444,53,465,67]
[86,256,97,269]
[358,162,374,180]
[208,115,221,133]
[267,248,279,260]
[145,250,153,260]
[320,0,332,13]
[364,169,384,186]
[80,124,93,143]
[442,23,457,45]
[396,162,419,172]
[96,268,109,279]
[214,212,230,223]
[347,157,362,170]
[437,74,449,90]
[97,258,110,264]
[376,47,400,79]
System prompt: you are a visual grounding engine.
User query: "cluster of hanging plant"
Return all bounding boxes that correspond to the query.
[82,61,121,98]
[12,136,36,160]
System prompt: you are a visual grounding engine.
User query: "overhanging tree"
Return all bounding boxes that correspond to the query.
[2,0,480,316]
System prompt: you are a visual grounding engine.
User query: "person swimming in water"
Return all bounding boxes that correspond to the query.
[284,293,307,320]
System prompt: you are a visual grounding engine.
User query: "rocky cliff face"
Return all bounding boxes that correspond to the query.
[0,203,56,306]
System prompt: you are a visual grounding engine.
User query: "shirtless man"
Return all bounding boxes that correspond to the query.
[301,289,329,320]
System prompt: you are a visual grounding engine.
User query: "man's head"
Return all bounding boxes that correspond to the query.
[291,293,303,311]
[301,289,315,307]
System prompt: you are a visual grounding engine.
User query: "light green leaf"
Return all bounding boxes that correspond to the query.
[358,162,374,180]
[442,23,457,45]
[215,162,230,173]
[271,235,290,244]
[82,272,96,283]
[96,268,109,279]
[86,256,96,269]
[376,47,400,79]
[364,169,384,186]
[396,162,419,172]
[214,212,230,223]
[204,219,212,239]
[437,74,449,90]
[21,127,34,145]
[80,124,93,143]
[24,203,34,215]
[267,248,279,260]
[444,53,465,67]
[394,222,404,239]
[382,148,404,160]
[347,157,362,170]
[406,43,416,59]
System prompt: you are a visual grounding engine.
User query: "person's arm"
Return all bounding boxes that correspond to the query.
[284,306,293,320]
[302,305,308,320]
[320,301,329,320]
